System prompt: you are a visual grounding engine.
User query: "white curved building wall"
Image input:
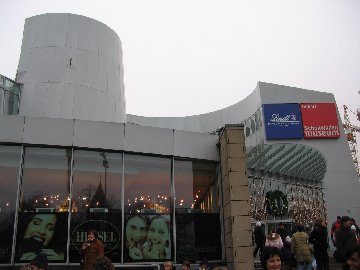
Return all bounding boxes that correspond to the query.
[128,82,360,227]
[16,13,126,123]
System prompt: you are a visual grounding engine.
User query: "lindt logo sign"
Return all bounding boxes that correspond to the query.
[269,113,300,125]
[263,103,304,139]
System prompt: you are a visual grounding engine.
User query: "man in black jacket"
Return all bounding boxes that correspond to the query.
[309,218,329,270]
[253,222,266,258]
[335,216,357,266]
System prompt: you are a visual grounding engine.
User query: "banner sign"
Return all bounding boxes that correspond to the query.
[300,103,340,139]
[263,104,303,139]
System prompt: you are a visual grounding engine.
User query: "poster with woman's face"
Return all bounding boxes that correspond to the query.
[124,214,172,262]
[15,212,68,262]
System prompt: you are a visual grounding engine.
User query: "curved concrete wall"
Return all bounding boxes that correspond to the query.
[16,13,126,123]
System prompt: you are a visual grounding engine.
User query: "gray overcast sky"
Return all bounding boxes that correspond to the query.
[1,0,359,121]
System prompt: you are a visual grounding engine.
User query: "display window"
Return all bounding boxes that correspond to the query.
[69,150,123,263]
[174,160,221,262]
[0,146,22,263]
[124,154,172,214]
[15,147,70,263]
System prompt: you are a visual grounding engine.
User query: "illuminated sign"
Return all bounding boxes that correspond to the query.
[300,103,340,139]
[263,104,303,139]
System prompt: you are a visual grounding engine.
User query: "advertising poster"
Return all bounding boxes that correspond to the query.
[124,214,172,262]
[262,104,303,139]
[15,212,68,263]
[70,212,122,263]
[300,103,340,139]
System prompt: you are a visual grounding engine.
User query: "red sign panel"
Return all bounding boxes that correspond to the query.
[300,103,340,139]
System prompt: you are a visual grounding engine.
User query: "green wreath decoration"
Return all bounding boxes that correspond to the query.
[266,190,288,217]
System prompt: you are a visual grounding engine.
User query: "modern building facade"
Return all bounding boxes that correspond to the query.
[0,13,359,269]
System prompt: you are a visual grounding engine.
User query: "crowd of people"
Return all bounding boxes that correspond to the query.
[253,216,360,270]
[16,214,360,270]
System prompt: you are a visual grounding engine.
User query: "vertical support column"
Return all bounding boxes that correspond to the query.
[219,125,253,270]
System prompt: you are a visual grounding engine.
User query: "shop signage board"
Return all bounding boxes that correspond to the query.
[300,103,340,139]
[262,103,303,139]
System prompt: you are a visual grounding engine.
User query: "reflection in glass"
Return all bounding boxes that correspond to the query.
[174,160,218,213]
[20,147,71,212]
[70,150,123,263]
[124,155,171,214]
[0,146,21,263]
[174,160,221,262]
[72,151,122,213]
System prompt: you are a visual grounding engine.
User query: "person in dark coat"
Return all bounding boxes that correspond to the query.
[309,217,329,270]
[81,229,104,270]
[276,222,288,244]
[335,216,357,266]
[253,222,266,258]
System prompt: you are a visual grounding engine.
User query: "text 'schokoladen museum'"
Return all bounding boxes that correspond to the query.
[0,13,359,270]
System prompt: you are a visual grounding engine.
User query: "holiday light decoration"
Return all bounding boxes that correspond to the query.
[248,175,327,224]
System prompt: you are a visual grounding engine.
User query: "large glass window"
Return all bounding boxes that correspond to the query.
[70,150,123,263]
[0,146,21,263]
[15,147,71,263]
[124,154,172,262]
[174,160,221,262]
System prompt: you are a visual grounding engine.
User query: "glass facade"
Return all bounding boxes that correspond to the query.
[0,145,221,266]
[174,160,221,262]
[0,75,21,116]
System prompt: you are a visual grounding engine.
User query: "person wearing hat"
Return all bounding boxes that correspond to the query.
[335,216,357,265]
[28,253,48,270]
[253,222,266,259]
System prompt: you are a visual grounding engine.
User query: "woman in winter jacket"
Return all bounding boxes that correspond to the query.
[81,229,104,270]
[265,228,283,249]
[291,223,312,270]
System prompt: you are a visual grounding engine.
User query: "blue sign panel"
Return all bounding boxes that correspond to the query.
[263,104,303,139]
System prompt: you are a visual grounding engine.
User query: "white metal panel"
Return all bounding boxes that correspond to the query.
[44,83,60,118]
[31,84,47,117]
[124,124,174,156]
[0,116,24,143]
[174,130,219,161]
[23,117,74,146]
[43,14,67,47]
[86,51,99,89]
[74,49,88,87]
[97,56,108,93]
[85,88,98,121]
[73,84,86,120]
[74,120,125,150]
[58,83,74,119]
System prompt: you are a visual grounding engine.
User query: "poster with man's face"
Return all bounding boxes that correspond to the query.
[15,212,68,262]
[124,214,172,262]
